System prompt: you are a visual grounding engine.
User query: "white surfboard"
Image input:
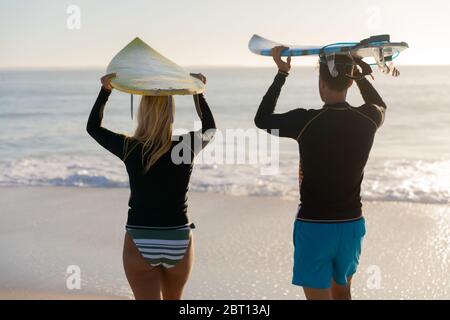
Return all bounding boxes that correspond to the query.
[106,37,204,96]
[249,34,327,57]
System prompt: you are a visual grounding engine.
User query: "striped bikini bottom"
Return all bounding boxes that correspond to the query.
[125,223,195,269]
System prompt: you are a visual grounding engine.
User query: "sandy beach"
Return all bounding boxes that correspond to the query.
[0,187,449,300]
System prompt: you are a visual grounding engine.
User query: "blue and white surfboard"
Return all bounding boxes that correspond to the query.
[248,34,409,60]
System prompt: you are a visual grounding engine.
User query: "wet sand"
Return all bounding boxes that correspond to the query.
[0,187,449,299]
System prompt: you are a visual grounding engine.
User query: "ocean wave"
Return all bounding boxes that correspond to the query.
[362,159,450,204]
[0,157,128,188]
[0,157,448,204]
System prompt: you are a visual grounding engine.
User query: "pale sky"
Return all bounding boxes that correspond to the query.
[0,0,449,68]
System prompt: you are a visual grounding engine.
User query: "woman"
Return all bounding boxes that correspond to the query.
[86,73,215,300]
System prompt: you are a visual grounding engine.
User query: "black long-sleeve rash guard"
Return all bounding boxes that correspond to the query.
[255,72,386,222]
[87,88,216,227]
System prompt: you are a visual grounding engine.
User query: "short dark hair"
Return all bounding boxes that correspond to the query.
[319,55,355,91]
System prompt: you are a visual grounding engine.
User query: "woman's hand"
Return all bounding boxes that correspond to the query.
[190,73,207,84]
[272,46,291,74]
[101,73,116,91]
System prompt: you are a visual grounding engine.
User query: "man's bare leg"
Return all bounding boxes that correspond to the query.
[331,277,352,300]
[303,287,332,300]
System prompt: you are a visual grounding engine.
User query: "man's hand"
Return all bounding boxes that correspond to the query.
[354,58,373,78]
[351,58,382,80]
[271,46,291,74]
[101,73,116,91]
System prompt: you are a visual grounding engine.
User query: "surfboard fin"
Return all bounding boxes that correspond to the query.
[360,34,390,46]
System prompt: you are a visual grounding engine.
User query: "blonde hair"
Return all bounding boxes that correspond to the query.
[123,95,174,172]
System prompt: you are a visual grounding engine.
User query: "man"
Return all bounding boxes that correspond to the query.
[255,46,386,300]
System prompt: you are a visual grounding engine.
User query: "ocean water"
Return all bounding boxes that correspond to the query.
[0,67,449,204]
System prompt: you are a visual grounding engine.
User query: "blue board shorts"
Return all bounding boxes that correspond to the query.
[292,218,366,289]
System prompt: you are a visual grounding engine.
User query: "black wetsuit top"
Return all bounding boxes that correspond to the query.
[255,73,386,222]
[87,88,216,227]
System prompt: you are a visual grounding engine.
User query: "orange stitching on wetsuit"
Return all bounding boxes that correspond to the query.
[372,104,386,126]
[122,138,140,162]
[296,109,328,142]
[348,107,379,129]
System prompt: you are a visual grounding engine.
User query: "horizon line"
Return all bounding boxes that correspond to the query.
[1,63,449,71]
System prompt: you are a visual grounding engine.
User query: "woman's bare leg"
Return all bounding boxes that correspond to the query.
[122,232,162,300]
[161,236,194,300]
